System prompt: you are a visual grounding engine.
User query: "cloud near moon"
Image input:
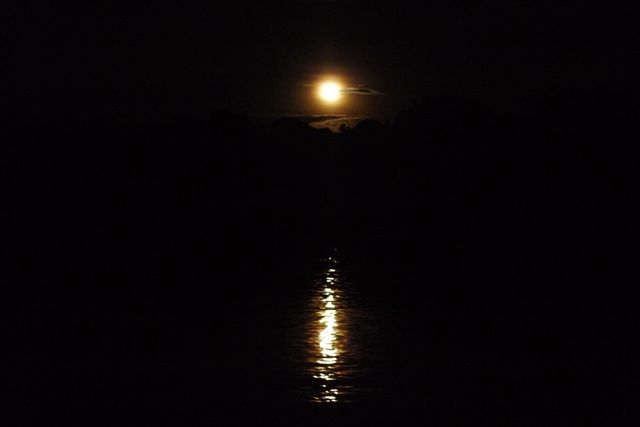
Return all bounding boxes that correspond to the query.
[303,82,384,96]
[340,87,384,96]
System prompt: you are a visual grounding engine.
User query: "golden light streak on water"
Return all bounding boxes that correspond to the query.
[311,256,345,403]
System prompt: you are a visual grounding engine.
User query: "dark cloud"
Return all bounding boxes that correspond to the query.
[341,87,384,96]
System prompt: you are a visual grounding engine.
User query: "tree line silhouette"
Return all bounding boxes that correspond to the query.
[8,89,637,279]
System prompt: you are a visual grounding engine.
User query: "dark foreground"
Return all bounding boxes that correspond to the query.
[5,93,640,425]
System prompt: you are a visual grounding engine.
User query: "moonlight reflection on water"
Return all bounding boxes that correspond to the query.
[291,251,380,404]
[309,256,349,403]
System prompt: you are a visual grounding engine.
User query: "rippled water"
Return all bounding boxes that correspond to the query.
[287,250,383,403]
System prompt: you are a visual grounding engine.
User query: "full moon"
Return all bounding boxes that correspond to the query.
[318,81,342,103]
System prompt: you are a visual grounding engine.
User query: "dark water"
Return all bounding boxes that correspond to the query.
[14,241,638,426]
[212,245,637,426]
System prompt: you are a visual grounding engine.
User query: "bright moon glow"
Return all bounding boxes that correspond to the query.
[318,82,342,103]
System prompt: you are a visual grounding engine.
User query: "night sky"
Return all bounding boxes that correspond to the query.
[11,1,637,120]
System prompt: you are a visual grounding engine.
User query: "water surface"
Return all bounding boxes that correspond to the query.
[285,250,384,404]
